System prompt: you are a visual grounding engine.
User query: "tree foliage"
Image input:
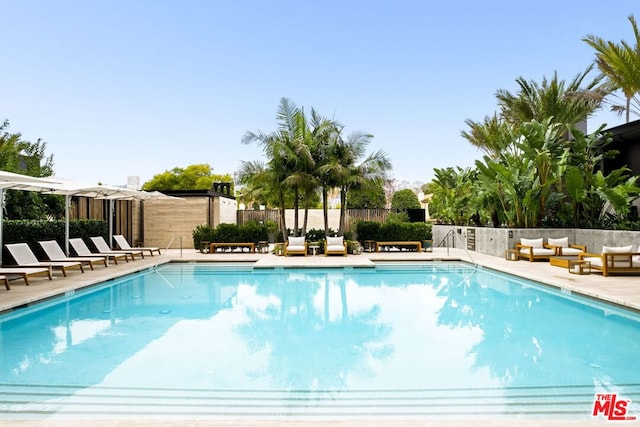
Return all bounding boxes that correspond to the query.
[348,181,387,209]
[242,97,391,237]
[0,120,62,220]
[142,163,233,191]
[583,14,640,122]
[390,188,420,210]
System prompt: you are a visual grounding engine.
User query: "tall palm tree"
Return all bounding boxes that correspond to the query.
[583,14,640,123]
[495,66,605,128]
[320,131,391,235]
[309,112,343,236]
[243,98,314,238]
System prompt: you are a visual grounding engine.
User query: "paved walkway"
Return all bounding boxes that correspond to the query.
[2,247,639,314]
[0,247,636,427]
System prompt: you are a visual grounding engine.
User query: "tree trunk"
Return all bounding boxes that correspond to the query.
[293,187,299,236]
[322,187,329,237]
[339,186,347,235]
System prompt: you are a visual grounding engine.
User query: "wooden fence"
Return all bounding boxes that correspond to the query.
[237,208,404,232]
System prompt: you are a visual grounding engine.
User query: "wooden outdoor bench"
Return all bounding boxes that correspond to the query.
[376,241,422,252]
[210,242,256,254]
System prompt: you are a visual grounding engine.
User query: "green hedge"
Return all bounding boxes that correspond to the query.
[192,221,269,248]
[354,220,432,243]
[2,219,108,261]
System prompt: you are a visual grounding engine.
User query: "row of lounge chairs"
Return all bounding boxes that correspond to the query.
[0,235,160,289]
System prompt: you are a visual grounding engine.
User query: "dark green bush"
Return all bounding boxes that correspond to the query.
[354,221,381,243]
[213,223,242,243]
[194,222,270,247]
[354,220,431,243]
[240,221,269,243]
[2,219,108,261]
[192,224,215,249]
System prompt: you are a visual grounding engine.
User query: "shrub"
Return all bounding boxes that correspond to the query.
[192,224,215,248]
[240,221,269,243]
[213,223,242,243]
[305,228,326,242]
[355,220,431,243]
[354,221,381,243]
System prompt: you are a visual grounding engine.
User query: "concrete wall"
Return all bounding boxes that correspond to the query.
[433,225,640,257]
[216,197,237,225]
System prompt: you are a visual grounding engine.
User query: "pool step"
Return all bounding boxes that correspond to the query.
[3,384,638,419]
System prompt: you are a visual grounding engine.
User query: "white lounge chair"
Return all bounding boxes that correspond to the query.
[69,238,129,265]
[579,245,640,277]
[0,268,52,286]
[324,236,347,256]
[284,236,307,256]
[546,237,586,256]
[39,240,108,270]
[5,243,84,276]
[90,236,144,260]
[113,234,161,256]
[515,237,555,262]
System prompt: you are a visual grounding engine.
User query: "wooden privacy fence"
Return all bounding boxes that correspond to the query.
[237,208,407,232]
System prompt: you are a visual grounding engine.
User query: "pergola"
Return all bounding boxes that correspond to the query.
[0,172,178,263]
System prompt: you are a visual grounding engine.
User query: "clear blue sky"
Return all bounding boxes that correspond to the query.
[1,0,636,188]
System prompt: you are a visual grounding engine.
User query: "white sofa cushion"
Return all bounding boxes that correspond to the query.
[326,236,345,252]
[520,238,543,248]
[287,236,306,251]
[559,247,583,256]
[519,248,555,256]
[326,236,343,247]
[602,245,633,254]
[547,237,569,247]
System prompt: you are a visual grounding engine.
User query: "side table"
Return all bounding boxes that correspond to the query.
[568,259,591,275]
[364,240,376,253]
[505,249,518,261]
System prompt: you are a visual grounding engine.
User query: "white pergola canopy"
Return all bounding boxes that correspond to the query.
[0,173,180,263]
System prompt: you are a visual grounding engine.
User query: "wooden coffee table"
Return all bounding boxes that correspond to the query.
[549,256,579,268]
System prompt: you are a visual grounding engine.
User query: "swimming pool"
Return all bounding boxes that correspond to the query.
[1,262,639,421]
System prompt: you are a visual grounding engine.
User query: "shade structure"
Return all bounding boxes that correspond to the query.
[97,189,182,251]
[0,172,61,264]
[7,177,182,256]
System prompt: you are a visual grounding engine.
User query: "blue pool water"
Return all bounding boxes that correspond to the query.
[1,262,639,420]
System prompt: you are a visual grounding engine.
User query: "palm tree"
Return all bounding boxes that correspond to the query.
[461,113,519,158]
[320,131,391,235]
[583,14,640,123]
[495,67,606,128]
[243,98,314,238]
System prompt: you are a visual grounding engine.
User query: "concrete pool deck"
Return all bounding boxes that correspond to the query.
[0,247,636,426]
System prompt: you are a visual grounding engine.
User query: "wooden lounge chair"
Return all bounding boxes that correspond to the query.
[39,240,108,270]
[579,245,640,277]
[324,236,347,256]
[546,237,586,256]
[90,236,144,260]
[284,236,307,256]
[69,238,129,265]
[515,237,556,262]
[113,234,161,256]
[0,268,52,286]
[5,243,84,276]
[0,275,8,290]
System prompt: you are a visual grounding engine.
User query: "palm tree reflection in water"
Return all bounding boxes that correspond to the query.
[236,270,393,396]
